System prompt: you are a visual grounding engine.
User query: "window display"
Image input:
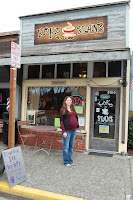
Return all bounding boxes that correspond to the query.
[27,86,86,129]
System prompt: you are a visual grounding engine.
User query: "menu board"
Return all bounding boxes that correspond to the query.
[2,146,27,188]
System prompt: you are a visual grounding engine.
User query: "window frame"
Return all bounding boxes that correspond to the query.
[24,60,123,80]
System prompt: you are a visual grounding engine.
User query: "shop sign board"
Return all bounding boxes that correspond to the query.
[2,146,27,188]
[35,16,107,44]
[11,42,21,69]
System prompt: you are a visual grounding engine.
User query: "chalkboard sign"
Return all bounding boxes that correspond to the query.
[2,146,27,188]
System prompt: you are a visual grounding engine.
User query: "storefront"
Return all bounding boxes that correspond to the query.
[0,31,20,120]
[20,0,130,154]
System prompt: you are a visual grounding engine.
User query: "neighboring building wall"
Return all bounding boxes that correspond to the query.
[129,51,133,111]
[0,31,21,119]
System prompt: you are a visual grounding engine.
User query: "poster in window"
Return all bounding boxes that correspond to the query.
[27,110,35,124]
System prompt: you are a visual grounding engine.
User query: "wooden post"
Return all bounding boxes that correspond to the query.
[8,66,17,149]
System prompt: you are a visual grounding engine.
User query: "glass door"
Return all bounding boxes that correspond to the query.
[89,88,120,152]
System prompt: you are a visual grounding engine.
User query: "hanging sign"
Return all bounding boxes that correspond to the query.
[11,42,21,69]
[35,16,107,44]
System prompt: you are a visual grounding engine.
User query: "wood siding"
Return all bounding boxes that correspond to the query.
[20,3,129,57]
[0,32,19,58]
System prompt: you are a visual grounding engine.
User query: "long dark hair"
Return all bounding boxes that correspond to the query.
[61,96,75,115]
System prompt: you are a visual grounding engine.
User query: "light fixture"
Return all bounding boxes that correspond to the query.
[119,79,123,84]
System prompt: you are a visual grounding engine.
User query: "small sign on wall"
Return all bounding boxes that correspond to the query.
[2,146,27,188]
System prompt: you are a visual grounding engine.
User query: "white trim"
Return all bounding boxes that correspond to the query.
[106,61,108,78]
[126,4,130,47]
[23,65,28,80]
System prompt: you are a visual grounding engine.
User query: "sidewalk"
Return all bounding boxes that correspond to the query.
[0,142,133,200]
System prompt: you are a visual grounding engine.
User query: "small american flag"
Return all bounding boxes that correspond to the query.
[131,79,133,89]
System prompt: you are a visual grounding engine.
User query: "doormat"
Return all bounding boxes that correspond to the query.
[88,152,113,157]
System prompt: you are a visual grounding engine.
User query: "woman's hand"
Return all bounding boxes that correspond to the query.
[63,132,67,138]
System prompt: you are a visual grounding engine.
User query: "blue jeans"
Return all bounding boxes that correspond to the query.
[62,130,76,165]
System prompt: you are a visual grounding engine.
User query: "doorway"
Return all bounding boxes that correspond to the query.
[89,88,120,152]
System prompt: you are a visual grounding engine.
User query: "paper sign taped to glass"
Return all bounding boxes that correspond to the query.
[99,125,109,134]
[74,106,83,114]
[78,117,85,126]
[54,118,60,127]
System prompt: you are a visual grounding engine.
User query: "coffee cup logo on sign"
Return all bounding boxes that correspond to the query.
[62,22,76,40]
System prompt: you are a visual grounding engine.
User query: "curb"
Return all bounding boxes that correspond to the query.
[0,181,86,200]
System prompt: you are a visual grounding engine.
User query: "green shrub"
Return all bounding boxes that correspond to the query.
[128,112,133,149]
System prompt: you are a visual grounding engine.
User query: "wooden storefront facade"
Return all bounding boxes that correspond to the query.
[19,1,130,154]
[0,31,20,120]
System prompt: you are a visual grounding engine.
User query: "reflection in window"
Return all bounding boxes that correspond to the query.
[57,64,70,78]
[93,62,106,77]
[42,64,55,78]
[27,86,86,130]
[108,61,121,77]
[28,65,40,79]
[73,63,87,78]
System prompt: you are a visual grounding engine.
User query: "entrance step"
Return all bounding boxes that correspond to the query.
[88,149,119,157]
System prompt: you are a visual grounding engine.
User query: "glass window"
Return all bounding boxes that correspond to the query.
[42,64,55,78]
[27,86,86,130]
[28,65,40,79]
[73,63,87,78]
[93,62,106,77]
[108,61,121,77]
[0,89,9,119]
[0,66,10,82]
[57,64,70,78]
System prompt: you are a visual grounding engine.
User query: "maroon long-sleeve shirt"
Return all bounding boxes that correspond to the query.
[60,111,78,133]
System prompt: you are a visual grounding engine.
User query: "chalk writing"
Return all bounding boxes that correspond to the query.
[97,100,113,108]
[102,107,109,115]
[97,115,113,123]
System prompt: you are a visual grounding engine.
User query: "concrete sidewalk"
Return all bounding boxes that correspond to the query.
[0,142,133,200]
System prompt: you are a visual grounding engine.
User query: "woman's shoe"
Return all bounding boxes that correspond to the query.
[65,164,71,167]
[70,163,76,166]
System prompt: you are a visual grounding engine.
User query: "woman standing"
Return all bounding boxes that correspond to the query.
[60,96,79,167]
